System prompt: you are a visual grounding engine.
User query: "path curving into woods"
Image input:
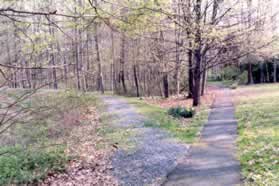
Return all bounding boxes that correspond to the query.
[101,96,190,185]
[163,88,241,186]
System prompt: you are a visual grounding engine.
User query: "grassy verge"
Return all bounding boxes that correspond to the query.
[125,97,209,143]
[234,84,279,185]
[207,79,235,87]
[0,89,98,185]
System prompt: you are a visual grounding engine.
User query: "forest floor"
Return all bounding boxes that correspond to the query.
[163,88,241,186]
[0,89,117,185]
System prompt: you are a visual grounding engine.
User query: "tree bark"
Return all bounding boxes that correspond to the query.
[133,65,140,97]
[163,73,169,98]
[94,25,104,94]
[74,6,81,90]
[120,33,127,94]
[201,58,207,96]
[49,26,58,89]
[192,0,202,106]
[247,62,253,84]
[175,1,181,95]
[274,60,277,82]
[260,62,264,83]
[188,47,193,98]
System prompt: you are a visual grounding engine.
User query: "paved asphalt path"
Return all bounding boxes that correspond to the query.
[163,88,242,186]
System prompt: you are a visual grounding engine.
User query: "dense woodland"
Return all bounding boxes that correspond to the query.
[0,1,279,185]
[1,0,279,106]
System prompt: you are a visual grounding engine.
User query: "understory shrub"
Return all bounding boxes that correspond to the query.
[221,66,241,81]
[168,106,195,118]
[0,146,67,185]
[209,66,249,86]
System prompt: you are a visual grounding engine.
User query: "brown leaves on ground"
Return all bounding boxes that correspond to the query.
[143,88,216,110]
[41,107,118,186]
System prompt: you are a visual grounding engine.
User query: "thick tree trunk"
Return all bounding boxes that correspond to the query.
[163,73,169,98]
[193,50,202,106]
[193,0,202,107]
[188,49,194,98]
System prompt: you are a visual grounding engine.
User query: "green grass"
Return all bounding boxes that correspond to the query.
[235,84,279,185]
[208,79,235,87]
[0,89,98,185]
[125,98,209,143]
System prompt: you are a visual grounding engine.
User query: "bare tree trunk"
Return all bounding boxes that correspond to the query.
[163,73,169,98]
[110,31,116,93]
[201,57,207,96]
[120,33,127,94]
[94,25,104,94]
[265,63,270,82]
[133,65,140,97]
[274,60,277,82]
[6,38,13,88]
[247,0,253,85]
[25,60,32,89]
[73,24,81,90]
[110,5,116,94]
[175,1,181,95]
[260,62,264,83]
[188,47,193,98]
[13,29,23,88]
[247,63,253,84]
[193,0,202,106]
[133,40,140,97]
[183,0,193,98]
[49,26,58,89]
[84,32,90,91]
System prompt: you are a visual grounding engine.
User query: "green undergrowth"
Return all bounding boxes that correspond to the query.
[208,79,238,88]
[0,89,98,185]
[125,98,209,143]
[235,84,279,185]
[0,146,67,185]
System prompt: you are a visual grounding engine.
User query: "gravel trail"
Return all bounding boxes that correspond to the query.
[101,96,190,186]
